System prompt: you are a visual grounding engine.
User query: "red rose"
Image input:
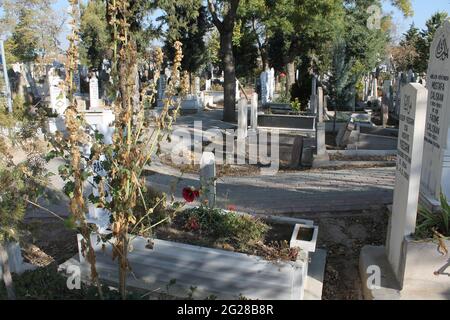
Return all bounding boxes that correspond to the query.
[279,72,286,78]
[182,187,200,203]
[227,205,237,211]
[185,216,200,231]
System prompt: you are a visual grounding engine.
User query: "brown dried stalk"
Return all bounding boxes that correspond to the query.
[64,0,104,299]
[106,0,187,299]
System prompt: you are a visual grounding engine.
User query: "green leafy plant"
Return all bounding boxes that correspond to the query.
[182,206,269,250]
[291,98,302,114]
[416,193,450,255]
[417,193,450,238]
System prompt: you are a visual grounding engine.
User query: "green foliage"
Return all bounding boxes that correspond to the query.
[0,168,27,242]
[234,22,259,78]
[1,0,63,63]
[8,8,39,62]
[79,0,110,70]
[416,193,450,239]
[182,206,269,250]
[163,5,209,76]
[290,98,302,113]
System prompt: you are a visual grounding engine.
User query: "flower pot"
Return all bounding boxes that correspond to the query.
[290,223,319,253]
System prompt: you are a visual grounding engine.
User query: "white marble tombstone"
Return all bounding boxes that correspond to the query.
[48,69,67,115]
[421,19,450,207]
[200,152,216,208]
[372,78,378,99]
[317,87,324,123]
[205,79,212,91]
[386,83,428,284]
[83,109,115,233]
[268,68,275,101]
[237,98,248,141]
[194,77,201,96]
[89,74,99,109]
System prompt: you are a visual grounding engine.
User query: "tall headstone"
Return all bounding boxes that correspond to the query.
[200,152,216,208]
[386,83,427,285]
[372,77,378,99]
[236,80,240,101]
[237,98,248,141]
[250,93,258,131]
[317,87,324,122]
[158,75,166,100]
[205,79,211,91]
[310,75,317,113]
[260,71,269,104]
[48,69,67,115]
[89,74,99,109]
[421,19,450,207]
[194,76,201,96]
[268,68,275,101]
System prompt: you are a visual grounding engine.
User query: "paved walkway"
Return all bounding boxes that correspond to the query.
[146,163,395,216]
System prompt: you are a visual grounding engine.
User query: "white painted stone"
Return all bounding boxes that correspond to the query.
[200,152,216,208]
[290,224,318,253]
[386,83,428,284]
[421,19,450,205]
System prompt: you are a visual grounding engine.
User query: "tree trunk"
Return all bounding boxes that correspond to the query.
[0,243,16,300]
[221,30,236,122]
[285,61,296,97]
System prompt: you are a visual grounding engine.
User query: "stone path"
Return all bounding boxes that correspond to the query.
[146,163,395,216]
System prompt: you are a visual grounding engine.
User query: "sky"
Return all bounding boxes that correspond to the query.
[52,0,450,49]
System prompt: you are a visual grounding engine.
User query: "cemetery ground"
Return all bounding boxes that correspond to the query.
[0,207,388,300]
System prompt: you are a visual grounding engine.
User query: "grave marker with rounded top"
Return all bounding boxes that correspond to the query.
[421,19,450,207]
[200,152,216,208]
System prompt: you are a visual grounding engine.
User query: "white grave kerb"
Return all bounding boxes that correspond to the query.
[386,83,428,285]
